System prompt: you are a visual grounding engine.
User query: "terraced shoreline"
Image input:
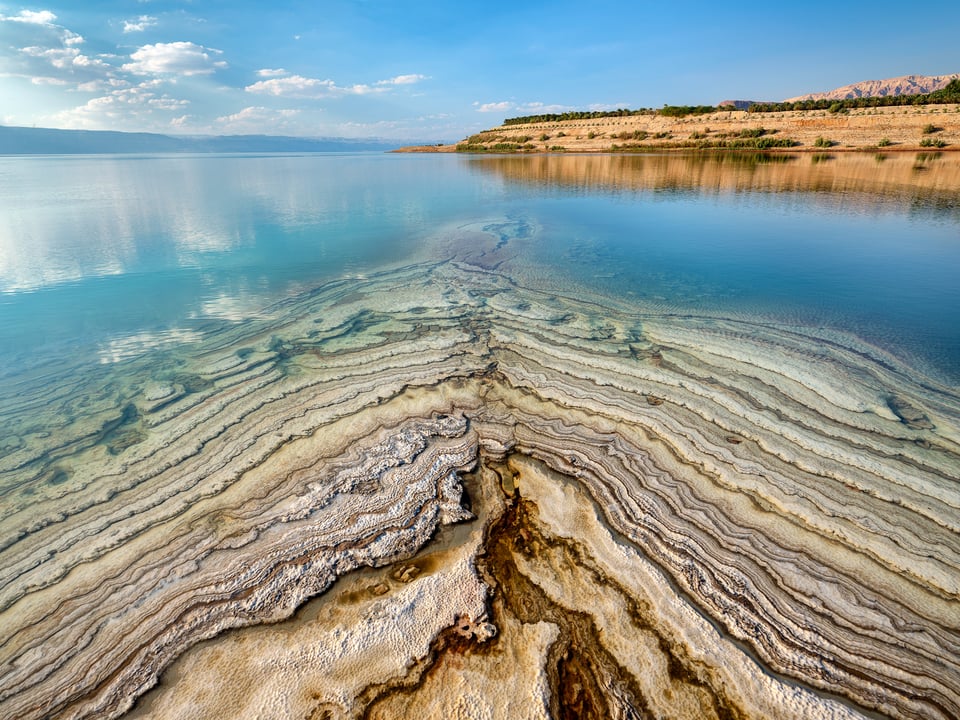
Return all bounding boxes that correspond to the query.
[398,104,960,153]
[0,222,958,719]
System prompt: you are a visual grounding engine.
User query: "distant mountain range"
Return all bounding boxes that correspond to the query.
[0,126,404,155]
[784,73,960,102]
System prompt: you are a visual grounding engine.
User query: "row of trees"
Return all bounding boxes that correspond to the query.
[502,109,654,125]
[501,80,960,126]
[502,105,718,125]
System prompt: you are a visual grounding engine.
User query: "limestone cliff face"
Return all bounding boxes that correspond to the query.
[785,73,960,102]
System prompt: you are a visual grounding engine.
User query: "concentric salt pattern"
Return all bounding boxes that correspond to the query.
[0,217,957,720]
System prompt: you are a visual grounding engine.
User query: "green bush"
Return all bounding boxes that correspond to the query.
[813,136,833,148]
[614,130,648,140]
[920,137,947,148]
[754,137,795,148]
[539,133,551,141]
[724,137,796,149]
[877,138,892,147]
[659,104,717,117]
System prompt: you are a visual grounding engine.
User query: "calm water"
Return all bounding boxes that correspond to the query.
[1,152,959,388]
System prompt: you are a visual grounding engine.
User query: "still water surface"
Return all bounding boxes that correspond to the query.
[1,152,958,385]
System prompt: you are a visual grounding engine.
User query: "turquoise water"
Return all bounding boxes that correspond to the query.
[1,152,958,386]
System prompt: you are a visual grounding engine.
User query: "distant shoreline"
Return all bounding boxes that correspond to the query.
[396,104,960,154]
[0,126,401,156]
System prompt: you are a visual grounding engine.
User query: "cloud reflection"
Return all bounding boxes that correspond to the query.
[98,328,202,364]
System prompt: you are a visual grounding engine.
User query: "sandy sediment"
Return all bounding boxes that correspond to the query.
[0,203,958,719]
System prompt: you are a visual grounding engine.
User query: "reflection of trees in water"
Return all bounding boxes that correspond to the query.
[464,153,960,221]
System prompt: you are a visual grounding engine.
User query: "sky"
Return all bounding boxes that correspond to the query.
[1,0,958,142]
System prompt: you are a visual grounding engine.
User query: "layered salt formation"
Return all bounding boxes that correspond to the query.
[0,223,957,720]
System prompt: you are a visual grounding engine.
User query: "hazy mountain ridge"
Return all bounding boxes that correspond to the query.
[717,100,763,110]
[785,73,960,102]
[0,126,403,155]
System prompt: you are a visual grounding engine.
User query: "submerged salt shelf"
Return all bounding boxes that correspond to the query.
[0,153,958,720]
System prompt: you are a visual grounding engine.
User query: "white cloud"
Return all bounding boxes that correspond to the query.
[246,72,426,99]
[216,105,301,133]
[588,102,630,112]
[474,101,514,113]
[30,75,68,86]
[245,74,335,97]
[75,77,129,93]
[5,13,118,90]
[377,74,428,86]
[342,83,381,95]
[50,81,190,130]
[474,100,573,114]
[123,42,227,76]
[0,9,57,25]
[76,79,107,92]
[123,15,157,33]
[20,44,110,71]
[256,68,288,77]
[521,101,574,113]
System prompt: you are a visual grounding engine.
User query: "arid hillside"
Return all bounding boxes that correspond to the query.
[403,104,960,153]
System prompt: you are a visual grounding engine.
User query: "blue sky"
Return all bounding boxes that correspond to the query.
[1,0,958,141]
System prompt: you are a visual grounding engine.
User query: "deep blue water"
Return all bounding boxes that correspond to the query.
[1,152,958,384]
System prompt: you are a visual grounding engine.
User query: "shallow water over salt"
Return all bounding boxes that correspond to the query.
[1,152,957,388]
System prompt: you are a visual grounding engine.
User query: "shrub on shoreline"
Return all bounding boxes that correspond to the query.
[609,136,797,152]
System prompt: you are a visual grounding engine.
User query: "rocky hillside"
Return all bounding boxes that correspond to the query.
[717,100,761,110]
[786,73,960,102]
